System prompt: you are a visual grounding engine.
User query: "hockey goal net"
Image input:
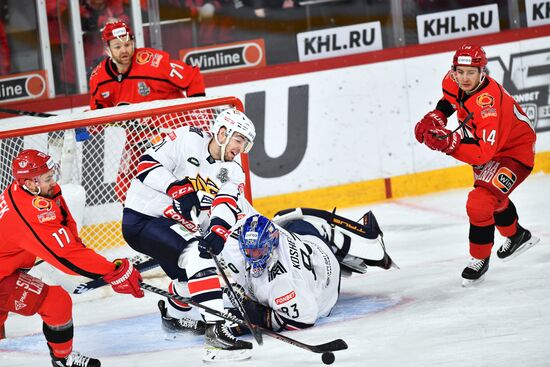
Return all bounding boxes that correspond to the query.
[0,96,251,259]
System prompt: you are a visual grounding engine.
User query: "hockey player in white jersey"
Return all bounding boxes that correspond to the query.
[221,208,396,332]
[121,108,256,361]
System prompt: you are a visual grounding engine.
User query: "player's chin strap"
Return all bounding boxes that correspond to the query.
[214,132,230,162]
[272,207,399,276]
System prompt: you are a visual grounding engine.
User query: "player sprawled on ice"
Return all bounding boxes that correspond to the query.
[0,150,144,367]
[219,208,397,333]
[121,108,256,362]
[414,43,540,287]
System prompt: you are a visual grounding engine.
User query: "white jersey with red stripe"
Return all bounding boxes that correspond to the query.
[124,125,251,229]
[222,220,341,330]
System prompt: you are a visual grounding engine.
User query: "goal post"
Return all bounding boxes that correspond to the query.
[0,96,252,258]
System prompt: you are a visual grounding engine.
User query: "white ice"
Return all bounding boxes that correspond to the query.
[1,174,549,367]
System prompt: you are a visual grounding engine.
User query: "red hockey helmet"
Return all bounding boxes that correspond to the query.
[452,44,487,70]
[12,149,56,185]
[102,21,134,43]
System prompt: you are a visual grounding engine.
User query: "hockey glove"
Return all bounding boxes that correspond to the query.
[423,128,460,154]
[167,178,200,221]
[198,218,230,259]
[104,258,144,298]
[414,110,447,143]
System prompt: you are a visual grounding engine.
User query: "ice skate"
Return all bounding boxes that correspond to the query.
[51,351,101,367]
[461,257,490,287]
[202,321,252,362]
[158,300,205,335]
[497,226,540,262]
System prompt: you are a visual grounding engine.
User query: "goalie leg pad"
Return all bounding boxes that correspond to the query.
[273,208,393,271]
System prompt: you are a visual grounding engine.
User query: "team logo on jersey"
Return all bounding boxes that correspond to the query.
[481,107,497,118]
[268,261,287,282]
[137,82,150,96]
[476,93,495,108]
[136,50,153,65]
[32,197,52,211]
[217,168,229,183]
[101,91,110,98]
[275,290,296,305]
[492,167,516,193]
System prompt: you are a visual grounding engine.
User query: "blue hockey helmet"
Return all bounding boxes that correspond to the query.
[238,215,279,278]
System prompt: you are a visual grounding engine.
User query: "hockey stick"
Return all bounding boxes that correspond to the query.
[190,212,263,345]
[140,281,348,354]
[434,111,474,140]
[72,256,159,294]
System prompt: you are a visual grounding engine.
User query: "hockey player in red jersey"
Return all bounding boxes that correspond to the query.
[89,21,206,202]
[415,43,540,287]
[0,149,144,367]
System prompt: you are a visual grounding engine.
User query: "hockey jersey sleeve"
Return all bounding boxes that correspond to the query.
[135,128,195,193]
[155,56,205,97]
[10,186,115,278]
[209,160,246,230]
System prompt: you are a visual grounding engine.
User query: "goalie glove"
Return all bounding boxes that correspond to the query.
[414,110,447,143]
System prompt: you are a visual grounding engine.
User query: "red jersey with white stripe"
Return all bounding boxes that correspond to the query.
[89,47,205,109]
[441,72,536,167]
[0,183,115,282]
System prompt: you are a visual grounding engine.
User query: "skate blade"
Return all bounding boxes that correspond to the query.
[202,347,252,362]
[462,274,486,288]
[499,236,540,262]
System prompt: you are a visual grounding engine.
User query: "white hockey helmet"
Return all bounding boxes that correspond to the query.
[212,108,256,161]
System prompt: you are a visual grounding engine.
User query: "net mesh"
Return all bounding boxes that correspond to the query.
[0,97,243,259]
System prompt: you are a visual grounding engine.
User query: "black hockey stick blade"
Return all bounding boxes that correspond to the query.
[73,257,159,294]
[140,281,348,353]
[434,112,473,140]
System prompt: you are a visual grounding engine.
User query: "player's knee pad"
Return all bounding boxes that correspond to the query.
[38,285,72,326]
[466,187,498,226]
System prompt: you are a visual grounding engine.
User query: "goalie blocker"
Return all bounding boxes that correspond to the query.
[272,208,398,276]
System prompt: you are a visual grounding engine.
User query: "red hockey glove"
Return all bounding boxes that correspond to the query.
[423,128,460,154]
[167,178,200,221]
[414,110,447,143]
[104,258,144,298]
[198,219,230,259]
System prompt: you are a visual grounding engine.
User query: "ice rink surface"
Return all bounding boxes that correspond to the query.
[1,174,549,367]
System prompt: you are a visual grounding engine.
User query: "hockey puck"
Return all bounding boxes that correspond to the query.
[322,352,335,365]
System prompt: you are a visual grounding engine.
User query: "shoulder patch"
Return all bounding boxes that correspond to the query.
[477,93,495,108]
[189,126,204,137]
[136,50,153,65]
[269,260,287,282]
[151,53,164,68]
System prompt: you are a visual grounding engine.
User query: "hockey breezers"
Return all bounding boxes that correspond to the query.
[140,281,348,354]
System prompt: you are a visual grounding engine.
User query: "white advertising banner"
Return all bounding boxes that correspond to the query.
[525,0,550,27]
[296,21,383,61]
[416,4,500,44]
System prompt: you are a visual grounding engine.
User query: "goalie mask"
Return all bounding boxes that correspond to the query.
[238,215,279,278]
[212,108,255,162]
